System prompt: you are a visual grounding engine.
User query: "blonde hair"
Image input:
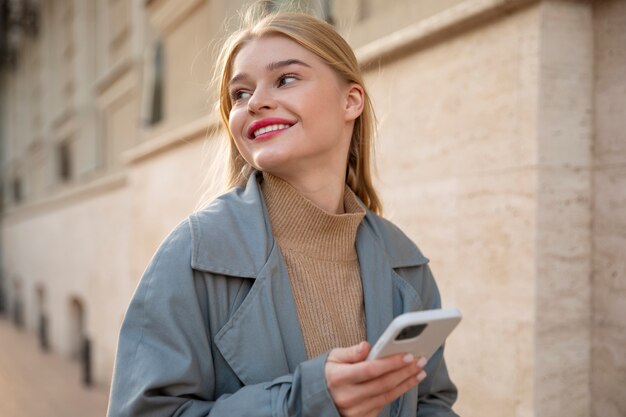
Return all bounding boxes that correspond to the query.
[213,4,382,214]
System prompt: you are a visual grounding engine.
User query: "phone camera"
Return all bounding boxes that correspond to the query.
[395,324,428,341]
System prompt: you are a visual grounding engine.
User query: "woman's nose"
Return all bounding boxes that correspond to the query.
[247,88,276,113]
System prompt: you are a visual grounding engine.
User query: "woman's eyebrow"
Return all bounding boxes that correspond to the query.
[266,58,311,72]
[229,59,311,86]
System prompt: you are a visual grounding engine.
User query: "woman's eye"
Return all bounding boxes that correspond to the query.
[231,90,251,102]
[278,75,297,87]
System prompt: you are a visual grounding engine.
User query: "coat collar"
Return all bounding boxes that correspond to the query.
[188,171,429,278]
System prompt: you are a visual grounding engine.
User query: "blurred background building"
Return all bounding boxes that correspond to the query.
[1,0,624,416]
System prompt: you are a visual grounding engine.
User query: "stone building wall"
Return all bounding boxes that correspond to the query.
[591,1,626,416]
[365,3,540,415]
[1,1,625,416]
[2,179,131,384]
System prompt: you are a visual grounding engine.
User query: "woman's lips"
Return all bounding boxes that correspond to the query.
[251,124,292,141]
[247,117,296,140]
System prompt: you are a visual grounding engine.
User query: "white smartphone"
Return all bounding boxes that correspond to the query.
[367,308,462,360]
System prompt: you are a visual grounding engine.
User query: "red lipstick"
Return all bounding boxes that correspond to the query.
[247,117,296,140]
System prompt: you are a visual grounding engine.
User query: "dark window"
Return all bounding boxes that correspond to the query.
[321,0,334,25]
[264,1,334,25]
[263,0,276,12]
[57,141,72,182]
[12,178,22,203]
[145,41,164,126]
[265,0,307,13]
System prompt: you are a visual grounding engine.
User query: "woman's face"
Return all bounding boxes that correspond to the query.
[227,35,361,180]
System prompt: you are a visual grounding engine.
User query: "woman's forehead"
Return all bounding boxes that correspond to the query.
[231,35,319,73]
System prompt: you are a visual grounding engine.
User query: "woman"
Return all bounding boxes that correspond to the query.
[107,7,458,417]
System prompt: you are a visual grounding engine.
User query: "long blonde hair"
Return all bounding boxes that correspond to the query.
[213,4,382,214]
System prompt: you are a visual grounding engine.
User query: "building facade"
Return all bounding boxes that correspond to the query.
[1,0,625,416]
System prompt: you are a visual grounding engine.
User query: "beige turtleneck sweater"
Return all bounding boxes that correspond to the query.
[261,173,367,359]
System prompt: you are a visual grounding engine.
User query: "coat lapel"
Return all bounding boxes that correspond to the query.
[356,211,430,341]
[357,222,396,348]
[357,214,429,417]
[213,241,307,386]
[192,172,307,385]
[357,221,396,417]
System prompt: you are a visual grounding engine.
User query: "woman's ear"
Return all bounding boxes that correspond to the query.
[344,83,365,122]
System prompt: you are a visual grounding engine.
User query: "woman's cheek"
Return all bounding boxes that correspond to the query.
[229,109,244,142]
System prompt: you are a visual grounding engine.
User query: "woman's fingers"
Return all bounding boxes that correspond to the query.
[327,342,370,364]
[357,359,424,398]
[330,352,418,386]
[331,359,426,410]
[326,345,429,417]
[344,372,422,417]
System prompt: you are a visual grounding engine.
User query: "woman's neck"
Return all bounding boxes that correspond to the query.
[270,170,346,214]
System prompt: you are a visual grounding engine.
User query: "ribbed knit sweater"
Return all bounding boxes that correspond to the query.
[261,173,367,359]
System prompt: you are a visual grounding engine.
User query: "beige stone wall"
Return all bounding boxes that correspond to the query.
[535,1,593,416]
[108,0,132,66]
[97,65,141,170]
[2,180,131,384]
[592,1,626,416]
[1,127,219,386]
[156,1,214,126]
[333,0,467,48]
[365,4,540,416]
[125,130,224,287]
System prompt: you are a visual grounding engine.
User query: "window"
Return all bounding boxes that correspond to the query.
[57,141,72,182]
[265,1,334,25]
[263,0,277,12]
[320,0,334,25]
[141,40,164,127]
[12,178,22,204]
[68,296,92,386]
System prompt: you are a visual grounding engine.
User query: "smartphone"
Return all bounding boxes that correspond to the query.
[367,308,462,360]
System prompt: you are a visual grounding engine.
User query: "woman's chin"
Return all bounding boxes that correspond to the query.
[250,153,294,174]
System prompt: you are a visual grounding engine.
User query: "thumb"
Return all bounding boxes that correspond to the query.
[328,341,370,364]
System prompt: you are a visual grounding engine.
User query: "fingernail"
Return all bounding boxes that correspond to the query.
[417,357,428,368]
[357,342,364,353]
[417,371,427,382]
[403,353,415,363]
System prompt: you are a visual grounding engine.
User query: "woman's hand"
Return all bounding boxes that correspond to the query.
[325,341,427,417]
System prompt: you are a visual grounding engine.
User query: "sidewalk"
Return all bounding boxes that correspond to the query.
[0,316,109,417]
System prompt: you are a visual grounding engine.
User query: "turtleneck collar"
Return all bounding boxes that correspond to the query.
[261,172,366,261]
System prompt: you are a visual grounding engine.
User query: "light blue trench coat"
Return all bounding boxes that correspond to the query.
[107,171,459,417]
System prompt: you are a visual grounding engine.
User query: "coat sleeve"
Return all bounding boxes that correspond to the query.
[106,221,340,417]
[402,264,460,417]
